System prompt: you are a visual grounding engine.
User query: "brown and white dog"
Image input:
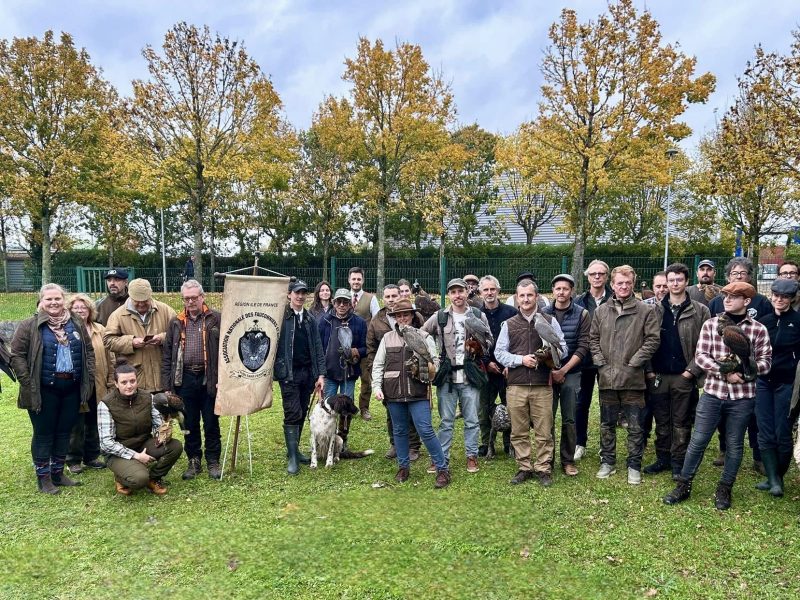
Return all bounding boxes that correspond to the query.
[309,394,374,468]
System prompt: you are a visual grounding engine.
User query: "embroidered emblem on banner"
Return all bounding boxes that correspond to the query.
[238,320,271,372]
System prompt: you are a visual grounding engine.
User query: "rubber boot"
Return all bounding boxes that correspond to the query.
[294,422,311,465]
[284,425,300,476]
[755,449,783,497]
[777,451,792,480]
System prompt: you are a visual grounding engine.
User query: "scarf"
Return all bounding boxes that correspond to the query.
[46,309,71,345]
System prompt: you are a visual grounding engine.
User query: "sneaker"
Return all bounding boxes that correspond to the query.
[182,457,202,480]
[627,468,642,485]
[115,480,132,496]
[563,464,579,477]
[408,448,420,462]
[538,472,553,487]
[426,461,437,474]
[466,456,480,473]
[68,463,84,474]
[714,482,732,510]
[146,479,168,496]
[207,461,222,480]
[385,446,397,459]
[596,464,617,479]
[84,459,106,469]
[361,409,372,421]
[663,477,692,505]
[434,468,451,489]
[510,470,534,485]
[395,467,410,483]
[574,445,586,461]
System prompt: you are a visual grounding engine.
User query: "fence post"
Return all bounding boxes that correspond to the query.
[330,256,336,290]
[561,256,568,274]
[75,267,84,293]
[439,255,447,301]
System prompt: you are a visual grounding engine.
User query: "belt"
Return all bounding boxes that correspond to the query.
[54,373,74,380]
[184,365,205,374]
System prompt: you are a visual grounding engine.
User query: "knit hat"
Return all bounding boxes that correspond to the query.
[128,278,152,302]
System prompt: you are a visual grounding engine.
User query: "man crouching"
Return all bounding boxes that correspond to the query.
[98,363,183,496]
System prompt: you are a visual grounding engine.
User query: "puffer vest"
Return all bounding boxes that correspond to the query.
[381,330,428,402]
[105,390,153,452]
[544,301,585,371]
[40,320,83,385]
[505,313,552,386]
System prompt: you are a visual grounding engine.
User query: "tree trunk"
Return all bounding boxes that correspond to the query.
[41,205,52,285]
[377,199,386,291]
[0,213,8,292]
[193,223,203,287]
[322,241,329,282]
[571,197,589,294]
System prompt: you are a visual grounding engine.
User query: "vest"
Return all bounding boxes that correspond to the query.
[381,330,429,402]
[505,313,552,386]
[105,390,153,452]
[40,320,83,385]
[353,291,375,323]
[545,302,585,362]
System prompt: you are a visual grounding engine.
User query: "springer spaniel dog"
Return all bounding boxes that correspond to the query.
[309,394,374,468]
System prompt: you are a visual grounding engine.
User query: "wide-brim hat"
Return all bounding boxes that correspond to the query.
[388,299,414,315]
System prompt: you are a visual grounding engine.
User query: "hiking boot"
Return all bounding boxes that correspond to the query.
[37,474,60,495]
[663,477,692,505]
[627,468,642,485]
[207,461,222,480]
[714,482,732,510]
[395,467,410,483]
[84,459,106,469]
[409,448,420,462]
[712,452,725,467]
[466,456,480,473]
[147,479,169,496]
[434,468,451,489]
[182,457,202,480]
[643,457,671,474]
[563,464,579,477]
[574,445,586,461]
[385,446,397,459]
[67,463,84,474]
[360,409,372,421]
[51,472,82,487]
[510,470,534,485]
[538,472,553,487]
[595,463,616,479]
[115,480,132,496]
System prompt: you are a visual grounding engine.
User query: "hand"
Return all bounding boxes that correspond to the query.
[646,372,656,380]
[551,368,566,384]
[375,389,384,401]
[132,337,146,349]
[487,362,502,375]
[681,371,694,380]
[147,333,165,346]
[350,348,360,362]
[133,450,154,465]
[315,376,325,394]
[522,354,538,369]
[725,372,744,384]
[502,367,508,378]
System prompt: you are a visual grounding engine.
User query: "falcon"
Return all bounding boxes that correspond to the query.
[463,312,492,356]
[533,313,562,370]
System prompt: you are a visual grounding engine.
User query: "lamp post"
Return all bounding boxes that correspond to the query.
[663,148,679,270]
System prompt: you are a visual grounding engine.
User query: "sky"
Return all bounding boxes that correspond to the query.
[0,0,797,150]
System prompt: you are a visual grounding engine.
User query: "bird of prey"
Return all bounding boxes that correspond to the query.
[397,324,433,365]
[718,324,756,381]
[463,312,492,356]
[337,325,353,367]
[151,390,188,444]
[533,313,562,370]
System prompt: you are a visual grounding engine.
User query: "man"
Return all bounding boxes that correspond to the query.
[319,289,367,450]
[573,259,613,460]
[368,284,426,460]
[643,272,669,305]
[478,275,517,457]
[778,261,799,310]
[495,279,567,486]
[543,274,590,477]
[274,279,326,475]
[589,265,660,484]
[104,278,176,392]
[95,268,129,326]
[183,256,195,282]
[422,278,491,474]
[687,259,720,306]
[464,274,483,309]
[664,281,772,510]
[643,263,710,479]
[349,267,379,420]
[161,279,222,481]
[99,364,182,496]
[398,278,440,320]
[707,257,771,471]
[505,271,550,309]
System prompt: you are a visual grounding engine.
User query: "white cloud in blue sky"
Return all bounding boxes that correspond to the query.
[0,0,797,148]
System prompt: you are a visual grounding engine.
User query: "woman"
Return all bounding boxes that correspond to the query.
[310,281,333,322]
[10,283,95,494]
[66,293,114,474]
[755,278,800,497]
[371,299,451,489]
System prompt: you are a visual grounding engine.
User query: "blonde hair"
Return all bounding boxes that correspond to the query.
[38,283,66,301]
[67,293,97,324]
[610,265,637,285]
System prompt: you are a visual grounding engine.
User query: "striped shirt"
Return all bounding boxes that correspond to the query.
[97,400,163,459]
[695,315,772,400]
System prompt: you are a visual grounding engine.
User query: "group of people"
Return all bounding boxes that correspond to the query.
[6,257,800,507]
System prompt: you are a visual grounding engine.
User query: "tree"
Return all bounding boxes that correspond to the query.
[532,0,715,289]
[326,38,455,290]
[0,31,115,282]
[126,22,291,285]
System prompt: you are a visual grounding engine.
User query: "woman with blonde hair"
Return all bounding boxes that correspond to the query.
[66,293,115,473]
[10,283,95,494]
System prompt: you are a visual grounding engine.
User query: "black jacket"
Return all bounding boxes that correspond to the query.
[162,306,221,398]
[758,307,800,385]
[274,307,326,383]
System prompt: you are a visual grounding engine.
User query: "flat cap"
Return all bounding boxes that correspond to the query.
[128,278,152,302]
[720,282,755,299]
[551,273,575,287]
[771,278,799,296]
[446,278,467,291]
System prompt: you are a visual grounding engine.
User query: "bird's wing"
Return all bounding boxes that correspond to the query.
[722,325,751,359]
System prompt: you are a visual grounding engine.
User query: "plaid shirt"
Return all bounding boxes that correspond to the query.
[97,398,163,459]
[695,315,772,400]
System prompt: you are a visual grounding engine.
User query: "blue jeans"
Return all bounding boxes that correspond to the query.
[755,379,793,455]
[681,393,755,485]
[323,378,356,401]
[436,382,480,459]
[387,401,446,470]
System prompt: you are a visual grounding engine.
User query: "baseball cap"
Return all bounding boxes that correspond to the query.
[105,268,129,280]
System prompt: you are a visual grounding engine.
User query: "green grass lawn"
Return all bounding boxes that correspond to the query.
[1,377,799,599]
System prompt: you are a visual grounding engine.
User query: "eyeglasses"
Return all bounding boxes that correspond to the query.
[588,272,607,278]
[182,295,201,303]
[729,271,748,277]
[334,299,351,305]
[779,271,798,277]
